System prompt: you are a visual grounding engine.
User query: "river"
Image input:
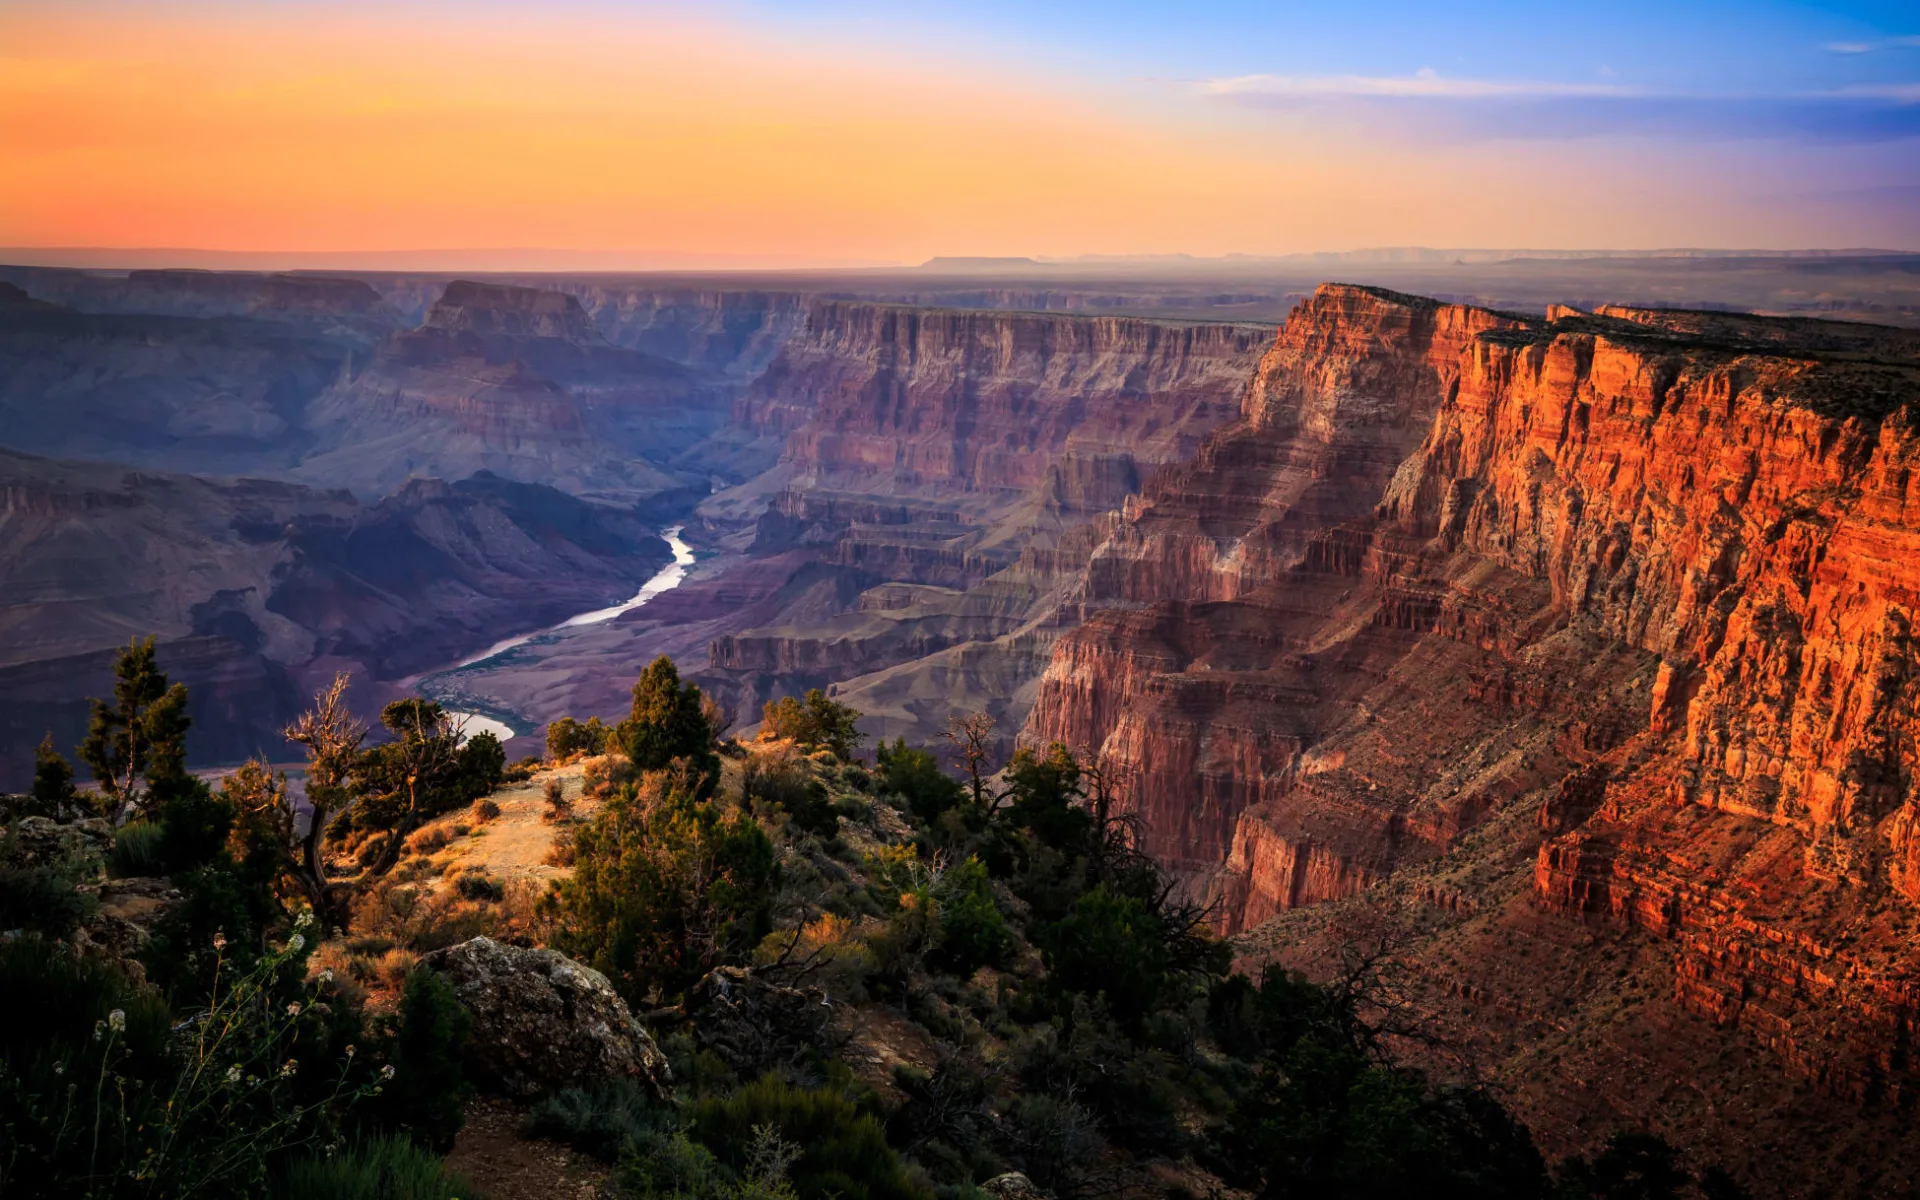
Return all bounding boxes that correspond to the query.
[439,525,696,742]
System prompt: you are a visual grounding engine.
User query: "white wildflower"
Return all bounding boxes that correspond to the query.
[295,908,316,929]
[344,1044,356,1059]
[107,1009,126,1033]
[318,968,334,984]
[286,1002,302,1017]
[211,932,227,951]
[379,1065,395,1081]
[226,1065,242,1084]
[279,1058,299,1078]
[286,933,306,953]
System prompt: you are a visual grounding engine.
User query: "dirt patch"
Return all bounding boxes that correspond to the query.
[838,1003,941,1103]
[445,1096,609,1200]
[415,760,603,893]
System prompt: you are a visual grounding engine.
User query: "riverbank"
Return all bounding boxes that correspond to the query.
[420,526,697,744]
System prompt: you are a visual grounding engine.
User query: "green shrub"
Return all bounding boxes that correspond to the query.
[0,935,171,1069]
[526,1078,666,1162]
[554,774,778,1003]
[154,776,237,873]
[929,859,1012,978]
[141,857,284,1000]
[453,870,504,903]
[546,715,612,760]
[621,656,719,783]
[0,862,99,937]
[277,1134,482,1200]
[374,969,473,1151]
[874,741,962,826]
[690,1075,932,1200]
[1040,885,1169,1028]
[761,691,863,762]
[1,918,378,1197]
[113,819,167,876]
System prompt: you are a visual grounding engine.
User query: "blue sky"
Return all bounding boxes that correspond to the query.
[736,0,1920,138]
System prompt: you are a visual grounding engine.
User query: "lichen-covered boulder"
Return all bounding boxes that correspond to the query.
[83,876,184,962]
[417,936,671,1101]
[5,816,112,871]
[982,1172,1045,1200]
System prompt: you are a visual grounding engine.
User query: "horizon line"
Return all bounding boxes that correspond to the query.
[4,244,1917,275]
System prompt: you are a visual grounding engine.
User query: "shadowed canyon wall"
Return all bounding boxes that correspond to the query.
[0,449,669,784]
[697,301,1275,730]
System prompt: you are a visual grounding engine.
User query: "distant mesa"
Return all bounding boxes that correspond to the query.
[425,279,602,342]
[916,256,1042,270]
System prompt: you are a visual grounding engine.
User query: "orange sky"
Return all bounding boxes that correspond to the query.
[0,4,1901,263]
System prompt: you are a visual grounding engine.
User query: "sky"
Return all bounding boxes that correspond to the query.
[1,0,1917,265]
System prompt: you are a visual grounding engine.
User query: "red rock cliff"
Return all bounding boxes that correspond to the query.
[1025,285,1920,1101]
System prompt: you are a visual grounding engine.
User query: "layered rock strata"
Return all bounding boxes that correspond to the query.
[300,280,722,498]
[696,302,1273,730]
[1022,285,1920,1121]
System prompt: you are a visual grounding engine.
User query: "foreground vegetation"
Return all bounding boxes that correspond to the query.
[0,641,1750,1198]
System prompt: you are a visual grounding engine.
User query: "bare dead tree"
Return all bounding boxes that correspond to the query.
[282,672,367,928]
[942,711,1000,810]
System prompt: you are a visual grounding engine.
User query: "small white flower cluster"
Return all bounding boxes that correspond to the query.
[94,1009,128,1041]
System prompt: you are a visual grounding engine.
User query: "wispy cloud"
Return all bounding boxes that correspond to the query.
[1195,70,1920,144]
[1824,35,1920,54]
[1201,67,1635,100]
[1830,83,1920,102]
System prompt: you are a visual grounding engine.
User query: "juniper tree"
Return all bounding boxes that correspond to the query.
[620,656,718,784]
[78,637,191,821]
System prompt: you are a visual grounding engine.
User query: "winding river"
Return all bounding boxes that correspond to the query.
[437,525,696,742]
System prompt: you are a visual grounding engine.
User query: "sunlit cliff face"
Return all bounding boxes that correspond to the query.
[3,2,1914,263]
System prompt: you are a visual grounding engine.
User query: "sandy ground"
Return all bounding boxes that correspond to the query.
[411,758,602,893]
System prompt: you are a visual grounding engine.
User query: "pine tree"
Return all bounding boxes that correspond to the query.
[78,637,190,819]
[27,733,81,819]
[620,655,717,781]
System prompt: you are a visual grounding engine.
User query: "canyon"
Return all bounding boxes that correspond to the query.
[0,447,671,780]
[6,256,1920,1190]
[1020,286,1920,1189]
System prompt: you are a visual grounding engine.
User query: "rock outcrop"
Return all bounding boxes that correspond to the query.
[1026,286,1528,874]
[1022,284,1920,1125]
[418,937,671,1101]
